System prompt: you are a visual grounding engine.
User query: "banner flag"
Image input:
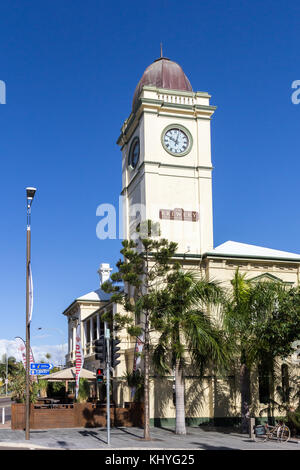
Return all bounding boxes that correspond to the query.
[131,333,144,398]
[28,261,33,324]
[75,324,83,399]
[133,333,144,371]
[15,337,26,368]
[14,336,36,380]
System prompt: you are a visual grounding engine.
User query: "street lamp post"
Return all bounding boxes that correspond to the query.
[5,353,8,396]
[25,187,36,440]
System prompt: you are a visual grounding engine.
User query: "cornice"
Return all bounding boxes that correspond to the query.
[122,161,213,193]
[203,252,300,264]
[62,298,109,316]
[117,86,215,148]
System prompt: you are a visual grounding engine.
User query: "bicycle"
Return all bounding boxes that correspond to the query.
[253,421,290,443]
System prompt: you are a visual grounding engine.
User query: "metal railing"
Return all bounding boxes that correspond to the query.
[33,403,74,409]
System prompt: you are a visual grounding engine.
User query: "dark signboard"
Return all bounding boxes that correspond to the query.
[159,208,199,222]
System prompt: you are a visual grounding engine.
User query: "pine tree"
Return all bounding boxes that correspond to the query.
[102,226,177,440]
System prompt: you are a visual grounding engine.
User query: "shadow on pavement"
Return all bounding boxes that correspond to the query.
[196,426,242,435]
[190,442,239,450]
[153,426,176,434]
[116,427,144,439]
[78,430,106,444]
[56,441,69,447]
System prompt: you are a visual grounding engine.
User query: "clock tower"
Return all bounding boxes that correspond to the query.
[117,57,216,255]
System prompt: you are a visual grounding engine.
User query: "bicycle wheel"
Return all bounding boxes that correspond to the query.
[279,425,290,442]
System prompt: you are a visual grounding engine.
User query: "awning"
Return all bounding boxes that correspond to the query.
[40,366,96,382]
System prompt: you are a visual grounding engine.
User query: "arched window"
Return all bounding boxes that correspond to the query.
[258,363,271,404]
[281,364,290,403]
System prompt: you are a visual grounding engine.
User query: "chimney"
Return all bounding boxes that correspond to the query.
[97,263,112,286]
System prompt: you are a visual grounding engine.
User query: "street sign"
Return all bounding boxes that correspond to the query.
[30,363,54,370]
[30,369,50,376]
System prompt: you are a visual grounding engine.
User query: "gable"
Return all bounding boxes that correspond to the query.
[249,273,293,285]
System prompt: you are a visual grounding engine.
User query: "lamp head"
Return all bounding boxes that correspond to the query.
[26,187,37,200]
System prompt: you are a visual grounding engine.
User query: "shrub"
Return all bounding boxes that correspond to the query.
[286,407,300,436]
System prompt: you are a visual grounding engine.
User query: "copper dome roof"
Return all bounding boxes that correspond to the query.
[132,57,193,110]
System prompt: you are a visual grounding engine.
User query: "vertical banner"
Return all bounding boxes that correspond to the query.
[75,324,83,399]
[15,336,35,368]
[28,262,33,324]
[131,333,144,398]
[15,337,37,381]
[15,336,26,368]
[133,333,144,372]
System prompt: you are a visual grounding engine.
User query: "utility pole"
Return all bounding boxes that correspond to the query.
[104,322,110,446]
[5,354,8,396]
[25,187,36,440]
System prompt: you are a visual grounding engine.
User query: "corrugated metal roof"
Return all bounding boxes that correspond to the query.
[211,240,300,260]
[40,366,96,381]
[76,288,112,302]
[132,57,193,110]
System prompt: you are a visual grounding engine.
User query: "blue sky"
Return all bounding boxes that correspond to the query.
[0,0,299,359]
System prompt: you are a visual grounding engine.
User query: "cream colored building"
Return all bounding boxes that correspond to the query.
[64,56,300,426]
[64,263,113,370]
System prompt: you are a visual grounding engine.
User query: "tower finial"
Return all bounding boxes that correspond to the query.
[160,42,163,58]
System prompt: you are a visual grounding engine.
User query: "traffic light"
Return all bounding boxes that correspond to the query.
[111,338,121,368]
[96,368,104,383]
[95,335,106,362]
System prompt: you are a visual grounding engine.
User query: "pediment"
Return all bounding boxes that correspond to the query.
[249,273,293,285]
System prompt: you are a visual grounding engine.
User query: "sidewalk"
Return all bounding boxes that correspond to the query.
[0,426,299,450]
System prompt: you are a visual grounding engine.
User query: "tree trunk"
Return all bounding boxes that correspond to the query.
[240,362,251,433]
[175,360,186,435]
[143,316,151,440]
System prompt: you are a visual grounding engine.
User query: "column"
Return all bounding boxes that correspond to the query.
[68,322,72,357]
[84,321,87,355]
[90,318,93,354]
[72,326,76,361]
[97,314,100,339]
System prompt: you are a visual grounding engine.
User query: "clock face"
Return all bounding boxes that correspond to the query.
[128,137,140,169]
[163,128,190,155]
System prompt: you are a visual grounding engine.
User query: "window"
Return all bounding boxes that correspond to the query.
[258,363,271,404]
[281,364,290,403]
[86,320,90,344]
[92,317,97,341]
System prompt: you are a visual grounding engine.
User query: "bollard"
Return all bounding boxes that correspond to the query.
[249,417,255,439]
[2,407,5,425]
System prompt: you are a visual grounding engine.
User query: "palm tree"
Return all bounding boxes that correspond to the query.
[224,270,300,431]
[223,270,252,431]
[152,269,229,435]
[123,370,144,403]
[0,355,18,381]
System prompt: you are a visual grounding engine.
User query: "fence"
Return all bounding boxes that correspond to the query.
[11,402,143,430]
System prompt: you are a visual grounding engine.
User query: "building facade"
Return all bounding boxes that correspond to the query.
[64,56,300,425]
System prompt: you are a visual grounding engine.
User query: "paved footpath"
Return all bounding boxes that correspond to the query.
[0,427,299,450]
